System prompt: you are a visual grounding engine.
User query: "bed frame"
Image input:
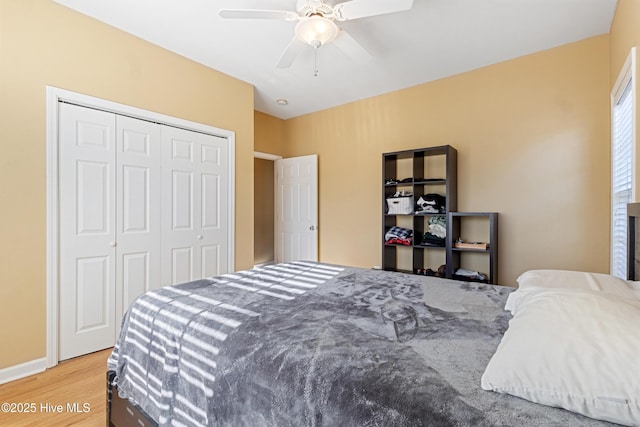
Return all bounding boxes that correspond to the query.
[107,203,640,426]
[107,371,156,427]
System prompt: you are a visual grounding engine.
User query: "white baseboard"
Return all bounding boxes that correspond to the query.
[0,358,47,385]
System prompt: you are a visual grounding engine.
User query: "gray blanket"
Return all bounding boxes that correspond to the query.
[108,262,616,426]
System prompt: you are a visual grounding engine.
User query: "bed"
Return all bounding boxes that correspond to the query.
[106,205,640,427]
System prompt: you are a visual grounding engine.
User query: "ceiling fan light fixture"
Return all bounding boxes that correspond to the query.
[295,15,338,48]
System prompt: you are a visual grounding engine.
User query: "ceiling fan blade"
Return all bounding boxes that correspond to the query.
[333,0,413,21]
[332,30,372,64]
[276,37,307,68]
[218,9,298,21]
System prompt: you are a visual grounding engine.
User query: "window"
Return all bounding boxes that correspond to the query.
[611,48,636,279]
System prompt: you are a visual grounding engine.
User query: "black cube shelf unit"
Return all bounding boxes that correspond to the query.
[382,145,457,274]
[447,212,499,284]
[382,145,499,284]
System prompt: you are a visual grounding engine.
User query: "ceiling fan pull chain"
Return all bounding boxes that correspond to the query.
[313,48,319,77]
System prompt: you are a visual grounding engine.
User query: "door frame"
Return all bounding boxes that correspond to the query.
[254,151,282,267]
[254,151,282,162]
[46,86,236,368]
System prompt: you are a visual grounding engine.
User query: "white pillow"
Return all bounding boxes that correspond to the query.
[516,269,640,301]
[482,289,640,426]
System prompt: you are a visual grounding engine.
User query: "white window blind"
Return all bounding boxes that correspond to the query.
[611,70,634,279]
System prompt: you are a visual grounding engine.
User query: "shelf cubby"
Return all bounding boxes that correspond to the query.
[446,212,499,284]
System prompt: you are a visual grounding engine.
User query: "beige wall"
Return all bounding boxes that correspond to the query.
[279,35,611,286]
[609,0,640,193]
[254,111,286,155]
[0,0,254,369]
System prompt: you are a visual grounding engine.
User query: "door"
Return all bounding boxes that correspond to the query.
[114,115,162,328]
[59,106,163,359]
[161,126,230,285]
[275,155,318,262]
[59,103,117,360]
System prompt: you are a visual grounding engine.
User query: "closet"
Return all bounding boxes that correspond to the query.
[58,102,230,360]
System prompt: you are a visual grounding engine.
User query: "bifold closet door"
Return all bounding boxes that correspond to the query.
[59,104,162,360]
[59,103,117,360]
[114,115,162,330]
[59,102,229,360]
[161,126,229,285]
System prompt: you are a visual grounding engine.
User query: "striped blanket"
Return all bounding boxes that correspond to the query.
[108,262,616,426]
[108,262,345,425]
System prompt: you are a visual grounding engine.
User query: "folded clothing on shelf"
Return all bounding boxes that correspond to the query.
[421,215,446,246]
[421,234,445,247]
[415,193,446,214]
[385,226,413,245]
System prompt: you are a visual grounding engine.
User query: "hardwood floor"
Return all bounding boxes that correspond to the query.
[0,349,112,427]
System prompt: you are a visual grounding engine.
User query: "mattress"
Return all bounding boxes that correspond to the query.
[108,262,617,426]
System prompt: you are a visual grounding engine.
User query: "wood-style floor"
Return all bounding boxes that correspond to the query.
[0,349,111,427]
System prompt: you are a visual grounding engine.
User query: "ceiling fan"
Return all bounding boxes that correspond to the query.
[218,0,414,69]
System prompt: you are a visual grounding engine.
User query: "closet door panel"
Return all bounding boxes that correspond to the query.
[201,245,220,278]
[75,256,110,331]
[121,252,149,309]
[161,127,229,285]
[116,116,161,322]
[59,103,117,361]
[172,170,194,230]
[76,161,110,234]
[198,133,229,277]
[172,247,193,284]
[122,165,149,232]
[201,173,220,228]
[162,127,199,284]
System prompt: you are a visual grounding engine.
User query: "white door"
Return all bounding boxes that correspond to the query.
[59,103,117,360]
[275,155,318,262]
[115,115,161,328]
[161,126,230,285]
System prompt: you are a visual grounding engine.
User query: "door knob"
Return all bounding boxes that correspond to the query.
[197,234,203,240]
[309,226,316,231]
[109,241,117,247]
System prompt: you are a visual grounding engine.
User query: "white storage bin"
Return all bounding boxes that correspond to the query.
[386,196,413,214]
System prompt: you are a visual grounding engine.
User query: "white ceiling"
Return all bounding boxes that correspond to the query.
[52,0,618,120]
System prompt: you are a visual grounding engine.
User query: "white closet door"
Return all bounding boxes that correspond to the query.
[115,115,161,330]
[161,126,229,285]
[59,103,117,360]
